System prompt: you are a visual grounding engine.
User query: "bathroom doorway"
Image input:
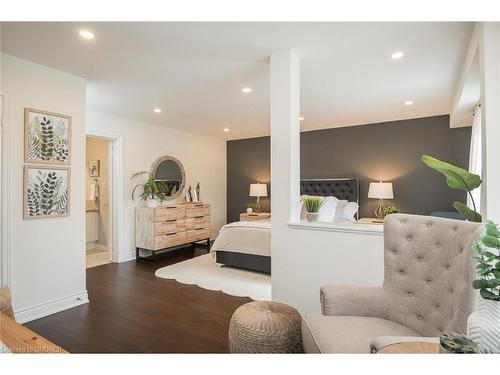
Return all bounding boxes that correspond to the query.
[85,136,112,268]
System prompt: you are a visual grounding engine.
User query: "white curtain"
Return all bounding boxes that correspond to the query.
[468,104,482,211]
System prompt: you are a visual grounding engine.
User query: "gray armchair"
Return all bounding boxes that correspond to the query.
[302,214,483,353]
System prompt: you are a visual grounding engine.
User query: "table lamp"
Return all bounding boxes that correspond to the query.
[249,183,268,213]
[368,181,393,219]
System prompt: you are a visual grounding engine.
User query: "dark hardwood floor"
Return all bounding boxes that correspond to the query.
[25,246,251,353]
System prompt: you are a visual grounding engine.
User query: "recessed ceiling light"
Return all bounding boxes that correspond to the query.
[242,87,252,94]
[404,100,414,106]
[391,51,404,60]
[79,30,95,40]
[153,108,162,113]
[299,117,304,121]
[223,128,230,132]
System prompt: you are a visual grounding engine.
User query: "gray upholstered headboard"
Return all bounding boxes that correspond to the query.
[300,178,359,204]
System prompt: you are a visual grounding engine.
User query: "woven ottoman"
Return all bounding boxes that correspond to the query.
[228,301,303,353]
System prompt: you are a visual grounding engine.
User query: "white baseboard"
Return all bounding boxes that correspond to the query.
[14,290,89,324]
[115,250,136,263]
[86,241,97,251]
[94,243,108,252]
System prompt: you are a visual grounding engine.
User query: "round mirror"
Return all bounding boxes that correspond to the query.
[150,156,186,200]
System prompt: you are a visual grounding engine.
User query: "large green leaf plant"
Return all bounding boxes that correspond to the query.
[422,155,482,222]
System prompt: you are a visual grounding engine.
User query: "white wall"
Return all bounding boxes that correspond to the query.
[1,53,87,322]
[270,50,384,314]
[86,110,226,262]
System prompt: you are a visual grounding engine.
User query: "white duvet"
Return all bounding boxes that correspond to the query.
[211,219,271,257]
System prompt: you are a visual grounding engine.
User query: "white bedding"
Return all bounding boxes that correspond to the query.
[211,219,271,257]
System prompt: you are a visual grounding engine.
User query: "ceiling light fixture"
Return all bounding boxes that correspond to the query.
[242,87,252,94]
[391,51,404,60]
[79,30,95,40]
[404,100,414,106]
[223,128,230,132]
[153,108,162,113]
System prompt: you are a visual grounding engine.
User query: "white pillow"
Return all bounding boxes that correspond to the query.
[340,202,359,222]
[334,200,348,219]
[317,196,338,222]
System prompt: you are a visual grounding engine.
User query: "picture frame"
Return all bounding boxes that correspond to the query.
[88,160,100,177]
[24,165,71,220]
[24,108,72,165]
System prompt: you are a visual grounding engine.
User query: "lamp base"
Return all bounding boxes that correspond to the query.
[374,199,385,219]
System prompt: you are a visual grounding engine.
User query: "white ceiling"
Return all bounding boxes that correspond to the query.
[1,22,473,139]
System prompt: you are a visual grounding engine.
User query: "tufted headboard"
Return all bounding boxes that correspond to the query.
[300,178,359,205]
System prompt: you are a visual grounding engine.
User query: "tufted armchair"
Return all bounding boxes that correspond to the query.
[301,214,483,353]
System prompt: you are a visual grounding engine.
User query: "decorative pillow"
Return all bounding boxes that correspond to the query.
[340,202,359,222]
[334,200,348,219]
[317,196,338,222]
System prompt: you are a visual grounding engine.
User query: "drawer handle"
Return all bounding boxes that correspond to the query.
[166,206,177,209]
[194,216,204,219]
[194,228,204,231]
[166,232,177,236]
[165,219,176,222]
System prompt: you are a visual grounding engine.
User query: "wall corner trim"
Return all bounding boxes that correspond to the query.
[14,290,89,324]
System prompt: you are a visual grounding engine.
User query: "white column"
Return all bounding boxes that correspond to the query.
[479,22,500,222]
[270,50,300,227]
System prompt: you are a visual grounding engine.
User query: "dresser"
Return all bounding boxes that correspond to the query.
[135,203,210,260]
[240,212,271,221]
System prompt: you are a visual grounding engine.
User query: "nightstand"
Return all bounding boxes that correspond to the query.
[357,217,384,224]
[240,212,271,221]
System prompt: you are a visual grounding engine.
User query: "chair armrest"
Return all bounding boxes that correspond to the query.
[320,285,388,318]
[371,336,439,353]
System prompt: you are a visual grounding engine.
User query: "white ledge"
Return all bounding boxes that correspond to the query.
[288,220,384,235]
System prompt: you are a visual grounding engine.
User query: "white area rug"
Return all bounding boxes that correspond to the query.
[155,254,271,300]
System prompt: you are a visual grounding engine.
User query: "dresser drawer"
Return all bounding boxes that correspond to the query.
[185,216,210,231]
[154,219,186,235]
[185,204,210,218]
[186,228,210,243]
[154,232,186,250]
[154,206,186,221]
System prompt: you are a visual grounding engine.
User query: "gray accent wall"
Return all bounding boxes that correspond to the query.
[226,115,471,223]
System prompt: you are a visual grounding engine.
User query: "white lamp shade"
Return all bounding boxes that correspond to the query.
[249,183,268,197]
[368,182,393,199]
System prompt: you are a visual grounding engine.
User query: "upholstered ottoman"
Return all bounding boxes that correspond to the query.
[228,301,303,353]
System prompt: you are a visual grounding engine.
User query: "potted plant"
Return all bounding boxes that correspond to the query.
[246,203,255,214]
[131,171,165,208]
[383,206,399,218]
[303,196,324,222]
[467,220,500,353]
[422,155,482,222]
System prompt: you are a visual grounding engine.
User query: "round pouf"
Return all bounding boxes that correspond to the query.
[228,301,303,353]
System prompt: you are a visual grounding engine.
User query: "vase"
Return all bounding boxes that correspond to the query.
[467,298,500,353]
[247,208,253,214]
[306,212,319,222]
[146,198,159,208]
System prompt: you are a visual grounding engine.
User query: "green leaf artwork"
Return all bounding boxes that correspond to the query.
[25,167,69,218]
[472,221,500,302]
[26,110,70,163]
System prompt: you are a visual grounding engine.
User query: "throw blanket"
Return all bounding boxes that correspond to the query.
[211,219,271,257]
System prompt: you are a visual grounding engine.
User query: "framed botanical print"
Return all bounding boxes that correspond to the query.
[88,160,100,177]
[24,108,72,165]
[24,165,71,219]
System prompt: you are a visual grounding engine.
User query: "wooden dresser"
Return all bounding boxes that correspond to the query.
[135,203,210,260]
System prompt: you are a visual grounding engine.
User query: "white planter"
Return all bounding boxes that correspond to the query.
[306,212,319,222]
[247,208,253,214]
[467,298,500,353]
[146,198,159,208]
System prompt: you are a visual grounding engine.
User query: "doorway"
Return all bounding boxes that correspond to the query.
[85,136,112,268]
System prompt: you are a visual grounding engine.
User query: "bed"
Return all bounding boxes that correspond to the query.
[211,178,359,274]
